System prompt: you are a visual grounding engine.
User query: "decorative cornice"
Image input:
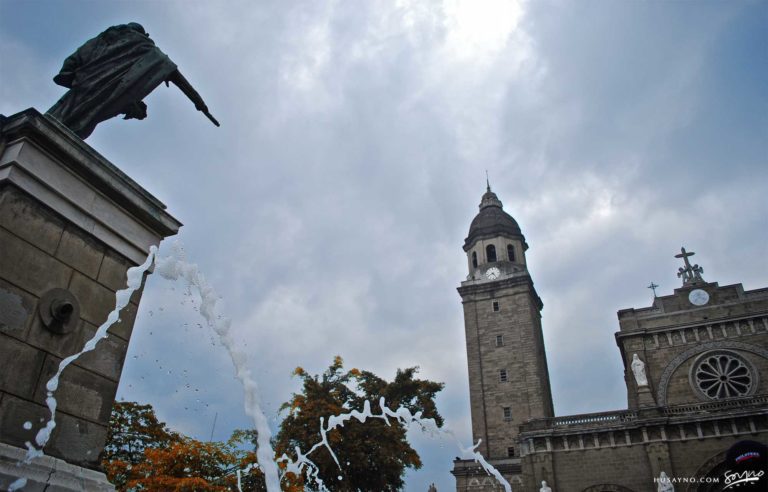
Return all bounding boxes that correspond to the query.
[451,459,521,477]
[457,274,543,310]
[0,108,182,263]
[1,108,182,238]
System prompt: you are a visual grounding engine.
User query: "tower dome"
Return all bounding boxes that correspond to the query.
[462,184,529,280]
[463,186,525,252]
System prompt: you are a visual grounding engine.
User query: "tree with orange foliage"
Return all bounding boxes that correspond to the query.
[275,356,444,491]
[102,401,263,491]
[102,401,181,489]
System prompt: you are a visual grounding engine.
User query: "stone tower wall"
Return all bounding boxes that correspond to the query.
[461,278,553,459]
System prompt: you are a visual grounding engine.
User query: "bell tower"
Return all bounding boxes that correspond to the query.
[459,184,554,461]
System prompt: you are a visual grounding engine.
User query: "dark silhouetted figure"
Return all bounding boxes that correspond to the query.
[47,23,218,139]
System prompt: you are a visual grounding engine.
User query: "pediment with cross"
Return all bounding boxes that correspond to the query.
[675,247,705,286]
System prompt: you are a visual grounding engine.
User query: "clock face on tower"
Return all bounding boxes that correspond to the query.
[688,289,710,306]
[485,266,501,280]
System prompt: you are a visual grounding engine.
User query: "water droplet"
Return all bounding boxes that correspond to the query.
[338,476,342,480]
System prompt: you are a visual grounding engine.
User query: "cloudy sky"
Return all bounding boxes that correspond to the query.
[2,0,766,489]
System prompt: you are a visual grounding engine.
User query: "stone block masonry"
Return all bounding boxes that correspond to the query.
[0,108,180,489]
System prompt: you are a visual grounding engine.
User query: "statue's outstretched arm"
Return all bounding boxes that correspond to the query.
[167,69,220,127]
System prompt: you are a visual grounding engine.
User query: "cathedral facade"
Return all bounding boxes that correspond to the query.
[451,187,768,491]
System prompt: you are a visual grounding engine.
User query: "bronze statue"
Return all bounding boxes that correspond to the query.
[47,23,219,139]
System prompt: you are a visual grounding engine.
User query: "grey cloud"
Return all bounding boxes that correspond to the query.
[1,1,765,490]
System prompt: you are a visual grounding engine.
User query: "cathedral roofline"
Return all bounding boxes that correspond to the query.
[616,282,768,327]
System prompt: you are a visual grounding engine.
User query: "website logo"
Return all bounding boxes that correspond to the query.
[722,469,764,490]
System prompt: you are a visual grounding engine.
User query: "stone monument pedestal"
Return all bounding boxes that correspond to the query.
[0,442,112,491]
[636,385,656,408]
[0,109,181,489]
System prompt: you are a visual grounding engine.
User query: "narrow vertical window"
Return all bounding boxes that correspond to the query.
[472,251,478,268]
[507,446,515,457]
[492,301,500,312]
[503,407,512,421]
[507,244,515,262]
[486,244,497,263]
[499,369,508,382]
[495,335,503,347]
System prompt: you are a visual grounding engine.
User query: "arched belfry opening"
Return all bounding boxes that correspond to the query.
[486,244,497,263]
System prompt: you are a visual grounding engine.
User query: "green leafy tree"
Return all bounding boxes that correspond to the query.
[275,356,444,491]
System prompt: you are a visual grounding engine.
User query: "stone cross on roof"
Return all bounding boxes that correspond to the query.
[647,282,659,297]
[675,247,705,286]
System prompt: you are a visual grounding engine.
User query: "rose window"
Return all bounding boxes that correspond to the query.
[691,351,755,400]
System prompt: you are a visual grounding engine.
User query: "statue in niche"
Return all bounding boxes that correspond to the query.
[47,22,218,139]
[540,481,552,492]
[657,471,674,491]
[631,353,648,387]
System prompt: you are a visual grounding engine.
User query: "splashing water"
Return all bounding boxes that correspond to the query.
[8,247,158,491]
[154,242,281,490]
[278,397,511,492]
[155,242,510,491]
[9,241,510,491]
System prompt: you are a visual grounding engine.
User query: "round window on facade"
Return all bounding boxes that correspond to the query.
[689,350,757,400]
